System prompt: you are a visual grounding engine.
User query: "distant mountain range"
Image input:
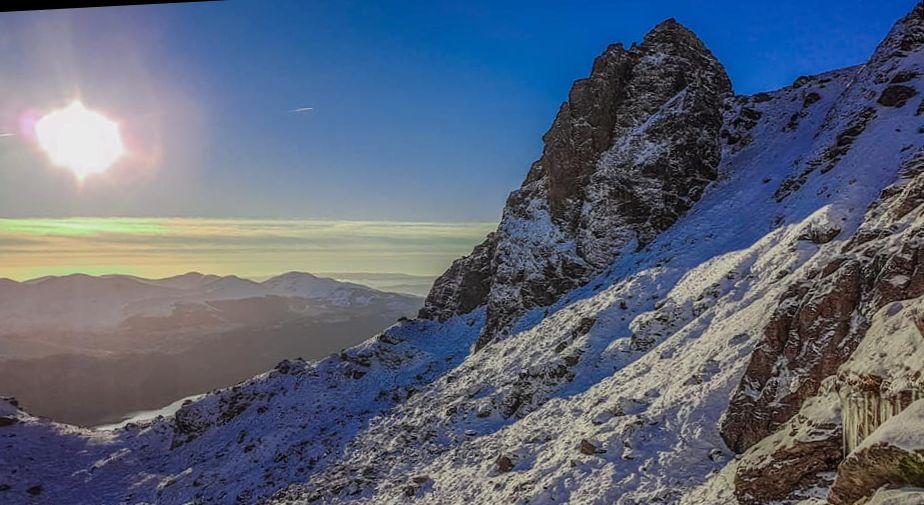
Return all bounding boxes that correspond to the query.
[0,272,422,425]
[318,272,437,297]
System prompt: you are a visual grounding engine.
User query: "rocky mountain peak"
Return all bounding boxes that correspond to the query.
[642,17,701,44]
[421,19,731,350]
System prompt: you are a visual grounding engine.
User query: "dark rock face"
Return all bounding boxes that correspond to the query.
[722,151,924,454]
[418,233,496,320]
[420,19,732,351]
[878,84,918,107]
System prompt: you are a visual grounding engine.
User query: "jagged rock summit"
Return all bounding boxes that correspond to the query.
[6,5,924,505]
[420,18,732,350]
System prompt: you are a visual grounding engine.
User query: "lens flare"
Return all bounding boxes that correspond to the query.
[35,101,124,178]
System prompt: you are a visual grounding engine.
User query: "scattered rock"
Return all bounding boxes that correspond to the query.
[793,75,812,88]
[495,455,515,473]
[580,439,600,455]
[274,359,293,374]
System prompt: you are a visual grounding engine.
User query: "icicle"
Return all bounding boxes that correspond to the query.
[840,384,924,454]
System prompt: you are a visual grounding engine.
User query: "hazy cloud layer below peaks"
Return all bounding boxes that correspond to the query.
[0,218,496,284]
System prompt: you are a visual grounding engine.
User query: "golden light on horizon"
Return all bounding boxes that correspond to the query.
[35,101,125,178]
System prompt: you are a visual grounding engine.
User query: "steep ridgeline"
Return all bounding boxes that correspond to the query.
[5,6,924,505]
[420,19,732,350]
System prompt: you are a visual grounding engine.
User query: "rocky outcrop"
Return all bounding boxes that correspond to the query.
[829,400,924,505]
[418,234,497,321]
[421,19,732,350]
[723,171,924,452]
[733,383,843,504]
[720,256,865,453]
[835,291,924,455]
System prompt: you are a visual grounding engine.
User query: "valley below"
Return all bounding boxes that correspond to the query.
[0,272,421,426]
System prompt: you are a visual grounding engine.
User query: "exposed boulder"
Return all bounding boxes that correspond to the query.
[580,439,600,456]
[495,454,515,473]
[879,85,918,108]
[800,222,842,244]
[864,486,924,504]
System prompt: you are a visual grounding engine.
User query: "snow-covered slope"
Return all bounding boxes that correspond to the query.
[5,5,924,505]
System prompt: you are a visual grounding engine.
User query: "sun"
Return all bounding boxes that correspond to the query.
[35,101,125,178]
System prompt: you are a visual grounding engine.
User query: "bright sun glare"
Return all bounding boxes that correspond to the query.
[35,101,125,178]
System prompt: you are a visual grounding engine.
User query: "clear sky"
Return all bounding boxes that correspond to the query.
[0,0,915,222]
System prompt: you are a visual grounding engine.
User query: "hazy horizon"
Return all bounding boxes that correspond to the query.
[0,217,494,285]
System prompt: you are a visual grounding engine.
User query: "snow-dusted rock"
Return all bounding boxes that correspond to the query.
[865,487,924,505]
[733,381,842,504]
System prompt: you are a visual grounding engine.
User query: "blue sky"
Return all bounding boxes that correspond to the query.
[0,0,915,222]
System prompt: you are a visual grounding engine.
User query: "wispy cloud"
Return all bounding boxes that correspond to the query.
[0,218,494,281]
